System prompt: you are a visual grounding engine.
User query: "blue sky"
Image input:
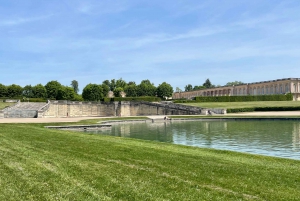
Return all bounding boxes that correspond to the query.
[1,0,300,92]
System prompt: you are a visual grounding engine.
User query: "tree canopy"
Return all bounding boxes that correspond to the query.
[137,80,157,96]
[7,84,23,98]
[203,79,213,88]
[225,81,245,86]
[184,84,193,92]
[0,84,7,97]
[82,84,103,101]
[71,80,79,94]
[45,81,62,99]
[156,82,173,99]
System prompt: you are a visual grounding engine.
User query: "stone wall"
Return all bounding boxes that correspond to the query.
[41,101,216,118]
[43,101,116,118]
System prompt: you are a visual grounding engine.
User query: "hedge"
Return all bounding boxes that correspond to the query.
[194,94,293,102]
[103,96,162,102]
[227,106,300,113]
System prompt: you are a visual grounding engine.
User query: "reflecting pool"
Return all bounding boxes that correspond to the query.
[84,120,300,160]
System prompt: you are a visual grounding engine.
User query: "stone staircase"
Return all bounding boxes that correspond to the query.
[1,102,48,118]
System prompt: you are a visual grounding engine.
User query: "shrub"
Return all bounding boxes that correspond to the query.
[194,94,293,102]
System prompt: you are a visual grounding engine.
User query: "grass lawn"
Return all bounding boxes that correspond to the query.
[0,120,300,200]
[0,102,15,110]
[181,101,300,109]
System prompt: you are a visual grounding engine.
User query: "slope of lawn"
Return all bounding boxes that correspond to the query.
[0,102,15,110]
[0,123,300,200]
[181,101,300,109]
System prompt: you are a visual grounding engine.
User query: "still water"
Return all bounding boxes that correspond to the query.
[85,120,300,160]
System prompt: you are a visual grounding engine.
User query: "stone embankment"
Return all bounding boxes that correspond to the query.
[0,101,48,118]
[0,100,226,118]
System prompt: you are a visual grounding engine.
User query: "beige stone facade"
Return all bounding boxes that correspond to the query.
[173,78,300,101]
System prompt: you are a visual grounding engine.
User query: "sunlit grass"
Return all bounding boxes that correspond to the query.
[0,122,299,200]
[0,102,15,109]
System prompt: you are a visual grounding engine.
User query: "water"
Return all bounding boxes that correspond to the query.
[84,120,300,160]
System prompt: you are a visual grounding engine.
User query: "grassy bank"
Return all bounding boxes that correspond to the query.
[181,101,300,109]
[0,102,15,110]
[0,123,300,200]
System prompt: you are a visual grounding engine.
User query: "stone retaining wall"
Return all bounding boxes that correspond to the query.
[41,101,221,118]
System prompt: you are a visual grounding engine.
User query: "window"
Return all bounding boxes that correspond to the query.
[271,86,274,94]
[285,84,289,93]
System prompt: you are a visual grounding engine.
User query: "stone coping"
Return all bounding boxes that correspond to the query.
[45,124,112,130]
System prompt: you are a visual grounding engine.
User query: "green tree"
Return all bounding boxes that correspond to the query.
[102,80,110,87]
[102,84,110,97]
[32,84,47,98]
[45,81,62,99]
[57,86,76,100]
[193,85,206,90]
[184,84,193,92]
[110,79,116,91]
[71,80,79,94]
[175,87,182,93]
[137,80,156,96]
[124,83,138,97]
[203,79,213,88]
[116,78,127,89]
[82,84,103,101]
[156,82,173,99]
[22,85,34,98]
[113,87,123,97]
[7,84,23,98]
[225,81,245,86]
[0,84,7,97]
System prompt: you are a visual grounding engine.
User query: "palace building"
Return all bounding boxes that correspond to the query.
[172,78,300,101]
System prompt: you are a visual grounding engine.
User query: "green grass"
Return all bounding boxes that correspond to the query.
[181,101,300,109]
[0,102,15,110]
[0,121,300,200]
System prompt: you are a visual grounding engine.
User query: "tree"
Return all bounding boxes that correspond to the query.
[0,84,7,97]
[137,80,156,96]
[57,86,76,100]
[193,85,206,90]
[82,84,103,101]
[124,83,138,97]
[45,81,62,99]
[113,87,123,97]
[225,81,244,86]
[101,84,110,97]
[116,78,127,89]
[32,84,47,98]
[7,84,23,98]
[71,80,79,94]
[102,80,110,87]
[184,84,193,92]
[203,79,212,88]
[156,82,173,99]
[22,85,34,98]
[175,87,182,93]
[110,79,116,91]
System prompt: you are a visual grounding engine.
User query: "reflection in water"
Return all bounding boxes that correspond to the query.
[86,120,300,160]
[293,123,300,151]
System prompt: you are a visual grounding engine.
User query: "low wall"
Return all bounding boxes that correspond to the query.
[41,101,213,118]
[4,110,38,118]
[43,101,116,118]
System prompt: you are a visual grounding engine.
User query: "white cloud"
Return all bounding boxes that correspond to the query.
[0,14,54,26]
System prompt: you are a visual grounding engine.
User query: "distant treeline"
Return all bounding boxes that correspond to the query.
[0,78,173,102]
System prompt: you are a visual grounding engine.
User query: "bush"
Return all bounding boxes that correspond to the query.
[194,94,293,102]
[20,98,48,102]
[103,96,162,102]
[227,106,300,113]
